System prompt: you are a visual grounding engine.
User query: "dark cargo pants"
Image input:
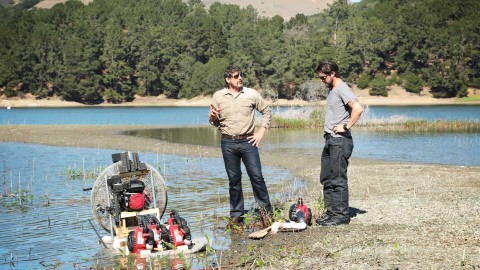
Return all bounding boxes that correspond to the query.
[320,135,353,219]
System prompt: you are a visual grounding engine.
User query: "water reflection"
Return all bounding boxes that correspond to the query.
[124,126,480,166]
[122,126,325,150]
[124,126,223,147]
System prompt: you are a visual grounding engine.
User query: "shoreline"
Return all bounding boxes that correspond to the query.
[2,88,480,108]
[1,97,478,108]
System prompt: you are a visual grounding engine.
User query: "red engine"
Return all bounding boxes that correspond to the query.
[289,198,312,225]
[128,193,145,211]
[127,212,192,253]
[127,226,155,254]
[167,210,192,247]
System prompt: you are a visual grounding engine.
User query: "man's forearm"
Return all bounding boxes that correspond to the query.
[347,101,363,128]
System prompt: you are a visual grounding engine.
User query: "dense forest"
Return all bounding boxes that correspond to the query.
[0,0,478,104]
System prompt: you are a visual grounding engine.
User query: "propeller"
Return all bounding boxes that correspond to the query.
[90,154,168,233]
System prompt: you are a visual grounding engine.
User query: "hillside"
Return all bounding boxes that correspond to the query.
[32,0,335,19]
[34,0,91,8]
[2,0,477,103]
[200,0,335,19]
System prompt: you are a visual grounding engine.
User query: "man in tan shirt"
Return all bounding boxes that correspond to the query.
[208,65,273,226]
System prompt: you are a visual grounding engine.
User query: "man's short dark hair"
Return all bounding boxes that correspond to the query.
[224,65,242,79]
[315,61,340,77]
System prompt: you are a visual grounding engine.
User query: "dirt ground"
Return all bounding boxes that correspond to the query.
[0,125,479,269]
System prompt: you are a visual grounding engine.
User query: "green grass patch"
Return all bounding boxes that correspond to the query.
[456,95,480,102]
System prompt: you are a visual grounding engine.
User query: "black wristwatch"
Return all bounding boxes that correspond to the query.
[343,123,350,131]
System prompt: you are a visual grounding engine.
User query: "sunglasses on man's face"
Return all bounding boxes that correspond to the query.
[230,73,244,79]
[318,74,329,81]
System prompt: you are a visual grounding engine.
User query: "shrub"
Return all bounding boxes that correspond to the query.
[429,71,466,98]
[369,74,388,96]
[469,77,480,89]
[4,80,21,98]
[104,89,124,103]
[456,84,468,98]
[387,72,400,86]
[300,80,326,101]
[403,72,423,94]
[357,73,371,89]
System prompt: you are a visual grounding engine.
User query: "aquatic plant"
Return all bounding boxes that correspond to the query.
[271,105,325,128]
[271,104,480,132]
[361,119,480,133]
[0,173,35,210]
[65,165,104,180]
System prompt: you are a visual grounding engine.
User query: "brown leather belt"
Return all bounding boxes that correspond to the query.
[222,134,252,140]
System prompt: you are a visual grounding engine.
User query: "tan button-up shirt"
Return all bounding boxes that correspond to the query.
[210,87,271,136]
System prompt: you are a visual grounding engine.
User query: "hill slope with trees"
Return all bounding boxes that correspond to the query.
[0,0,478,104]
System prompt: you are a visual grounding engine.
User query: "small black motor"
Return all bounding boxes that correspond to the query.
[289,198,313,225]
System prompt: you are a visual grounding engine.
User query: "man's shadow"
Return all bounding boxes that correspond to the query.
[349,207,367,218]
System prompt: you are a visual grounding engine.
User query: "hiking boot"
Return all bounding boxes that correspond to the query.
[315,212,333,225]
[227,216,244,230]
[320,216,350,227]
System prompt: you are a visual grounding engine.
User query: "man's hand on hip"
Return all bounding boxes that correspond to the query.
[248,128,266,147]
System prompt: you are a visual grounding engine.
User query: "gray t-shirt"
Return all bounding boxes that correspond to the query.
[324,81,357,137]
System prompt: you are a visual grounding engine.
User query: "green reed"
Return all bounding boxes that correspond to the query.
[271,105,325,128]
[271,105,479,132]
[360,119,480,133]
[65,165,104,180]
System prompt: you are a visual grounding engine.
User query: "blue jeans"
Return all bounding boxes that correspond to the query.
[320,136,353,219]
[221,138,272,218]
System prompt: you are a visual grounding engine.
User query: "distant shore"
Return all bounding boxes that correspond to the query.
[1,86,479,108]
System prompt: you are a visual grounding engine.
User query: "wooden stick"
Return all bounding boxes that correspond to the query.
[247,226,272,239]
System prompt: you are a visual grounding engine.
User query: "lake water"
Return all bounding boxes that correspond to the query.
[0,105,479,268]
[1,105,479,165]
[0,142,296,269]
[125,126,479,166]
[1,105,479,125]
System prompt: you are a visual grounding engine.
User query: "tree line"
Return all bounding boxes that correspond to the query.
[0,0,478,104]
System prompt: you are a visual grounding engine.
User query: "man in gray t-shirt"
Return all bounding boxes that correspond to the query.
[314,61,364,226]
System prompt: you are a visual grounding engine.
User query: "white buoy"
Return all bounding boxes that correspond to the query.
[7,106,11,110]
